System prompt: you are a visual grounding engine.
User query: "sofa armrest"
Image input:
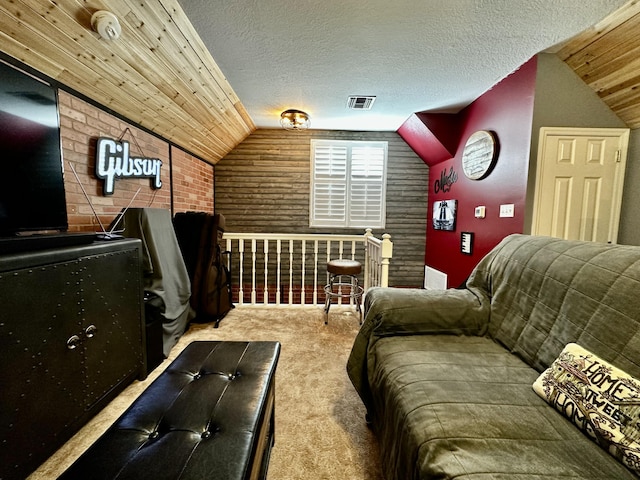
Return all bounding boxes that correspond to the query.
[347,286,489,412]
[363,286,489,337]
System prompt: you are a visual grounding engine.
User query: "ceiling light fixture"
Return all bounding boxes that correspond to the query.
[280,109,310,130]
[91,11,122,41]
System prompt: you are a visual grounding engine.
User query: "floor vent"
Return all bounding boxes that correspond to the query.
[424,266,447,290]
[347,96,376,110]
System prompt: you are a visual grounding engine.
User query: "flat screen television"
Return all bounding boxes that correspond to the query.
[0,59,68,236]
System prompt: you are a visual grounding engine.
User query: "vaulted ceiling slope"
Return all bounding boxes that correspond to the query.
[0,1,637,165]
[553,0,640,129]
[0,0,255,164]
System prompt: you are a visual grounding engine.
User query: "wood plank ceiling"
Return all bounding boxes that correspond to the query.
[555,0,640,128]
[0,0,255,164]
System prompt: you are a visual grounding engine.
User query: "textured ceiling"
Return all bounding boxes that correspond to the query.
[179,0,628,131]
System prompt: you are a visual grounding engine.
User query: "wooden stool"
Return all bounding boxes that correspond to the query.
[323,259,363,325]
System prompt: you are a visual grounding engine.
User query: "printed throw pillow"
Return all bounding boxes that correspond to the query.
[533,343,640,474]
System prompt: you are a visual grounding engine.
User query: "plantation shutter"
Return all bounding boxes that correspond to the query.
[349,144,385,227]
[310,140,387,228]
[311,142,348,225]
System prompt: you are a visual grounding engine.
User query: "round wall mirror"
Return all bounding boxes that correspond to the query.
[461,130,498,180]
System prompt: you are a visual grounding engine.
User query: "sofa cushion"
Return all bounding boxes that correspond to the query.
[369,334,638,480]
[468,235,640,375]
[347,286,489,410]
[534,342,640,474]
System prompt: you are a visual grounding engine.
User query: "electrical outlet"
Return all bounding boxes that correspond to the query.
[499,204,515,217]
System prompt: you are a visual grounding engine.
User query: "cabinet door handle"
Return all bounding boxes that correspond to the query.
[85,325,97,338]
[66,335,81,350]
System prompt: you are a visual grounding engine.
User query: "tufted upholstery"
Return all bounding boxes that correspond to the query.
[60,341,280,480]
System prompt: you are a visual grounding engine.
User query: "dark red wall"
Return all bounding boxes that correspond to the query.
[400,57,537,287]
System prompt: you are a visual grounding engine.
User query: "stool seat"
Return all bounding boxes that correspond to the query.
[327,259,362,276]
[324,259,363,325]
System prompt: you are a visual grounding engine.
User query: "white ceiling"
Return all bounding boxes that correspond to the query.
[178,0,627,131]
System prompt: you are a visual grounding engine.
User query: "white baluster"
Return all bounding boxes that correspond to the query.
[289,239,294,305]
[337,241,344,305]
[363,230,372,292]
[301,240,306,305]
[376,241,382,287]
[251,239,257,305]
[238,239,245,305]
[326,240,331,287]
[313,240,319,305]
[276,239,282,306]
[263,239,269,305]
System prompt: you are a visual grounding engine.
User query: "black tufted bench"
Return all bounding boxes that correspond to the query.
[59,341,281,480]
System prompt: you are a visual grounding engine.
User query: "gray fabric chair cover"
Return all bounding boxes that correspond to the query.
[123,208,194,355]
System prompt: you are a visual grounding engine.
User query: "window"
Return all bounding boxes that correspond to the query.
[310,139,387,228]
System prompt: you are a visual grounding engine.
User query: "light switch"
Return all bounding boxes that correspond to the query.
[499,204,515,217]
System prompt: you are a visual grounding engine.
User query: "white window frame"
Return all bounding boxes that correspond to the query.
[310,139,388,229]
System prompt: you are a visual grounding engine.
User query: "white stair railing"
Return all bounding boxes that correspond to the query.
[363,230,393,292]
[223,230,392,307]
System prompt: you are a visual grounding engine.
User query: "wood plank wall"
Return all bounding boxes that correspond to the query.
[214,129,429,287]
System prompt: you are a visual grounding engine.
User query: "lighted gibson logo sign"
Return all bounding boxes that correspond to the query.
[95,137,162,195]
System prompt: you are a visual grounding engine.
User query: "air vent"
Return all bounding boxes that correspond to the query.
[347,96,376,110]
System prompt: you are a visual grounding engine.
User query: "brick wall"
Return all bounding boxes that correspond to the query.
[58,91,214,232]
[171,147,214,214]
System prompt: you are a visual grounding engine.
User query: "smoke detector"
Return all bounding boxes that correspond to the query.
[347,96,376,110]
[91,11,122,41]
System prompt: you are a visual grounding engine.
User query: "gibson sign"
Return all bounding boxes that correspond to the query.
[95,137,162,195]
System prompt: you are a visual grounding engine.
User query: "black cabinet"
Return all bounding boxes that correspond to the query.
[0,239,145,480]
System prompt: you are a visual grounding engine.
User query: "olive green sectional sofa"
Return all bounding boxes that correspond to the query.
[347,234,640,479]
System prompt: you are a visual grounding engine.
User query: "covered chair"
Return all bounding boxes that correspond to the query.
[122,208,194,356]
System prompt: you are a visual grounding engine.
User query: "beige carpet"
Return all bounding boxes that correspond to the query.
[29,306,383,480]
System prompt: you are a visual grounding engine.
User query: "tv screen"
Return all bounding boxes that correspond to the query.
[0,60,67,236]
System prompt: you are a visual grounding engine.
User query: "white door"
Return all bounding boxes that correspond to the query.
[531,127,629,243]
